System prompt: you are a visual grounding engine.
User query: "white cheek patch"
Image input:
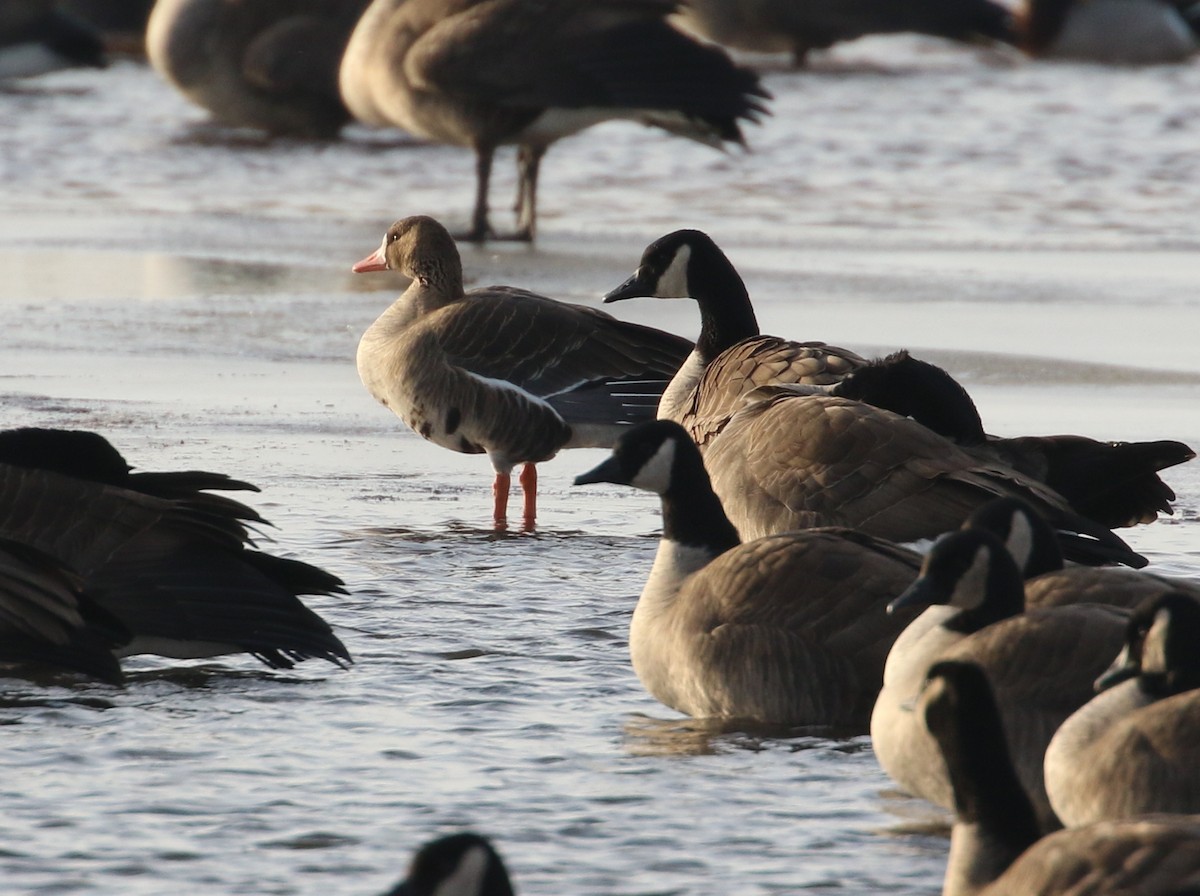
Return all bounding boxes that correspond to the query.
[656,244,692,297]
[1140,607,1173,675]
[631,437,677,494]
[434,844,489,896]
[1004,511,1035,573]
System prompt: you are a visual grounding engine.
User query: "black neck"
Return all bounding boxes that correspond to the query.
[690,248,760,364]
[945,548,1026,635]
[660,447,741,553]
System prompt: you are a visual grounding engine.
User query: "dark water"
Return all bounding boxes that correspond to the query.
[1,39,1199,894]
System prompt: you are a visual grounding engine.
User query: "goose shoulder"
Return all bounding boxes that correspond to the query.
[1021,0,1197,62]
[1025,566,1200,610]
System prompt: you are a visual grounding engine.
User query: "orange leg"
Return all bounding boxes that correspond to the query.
[519,463,537,528]
[492,472,510,528]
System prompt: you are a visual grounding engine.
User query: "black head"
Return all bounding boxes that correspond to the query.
[604,229,721,302]
[383,832,514,896]
[0,427,131,485]
[888,529,1025,630]
[1096,592,1200,696]
[963,497,1064,578]
[573,420,697,495]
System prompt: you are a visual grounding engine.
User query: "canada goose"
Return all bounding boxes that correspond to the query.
[573,419,924,730]
[1017,0,1197,63]
[871,526,1128,832]
[605,229,1195,530]
[670,0,1016,66]
[381,832,514,896]
[338,0,769,241]
[146,0,370,138]
[352,215,693,528]
[921,660,1200,896]
[1044,592,1200,827]
[0,0,105,79]
[0,427,351,674]
[0,537,128,683]
[964,497,1200,610]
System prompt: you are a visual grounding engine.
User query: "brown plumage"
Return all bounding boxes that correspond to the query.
[353,215,693,527]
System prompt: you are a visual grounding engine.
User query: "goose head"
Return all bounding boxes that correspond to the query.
[604,229,758,362]
[962,497,1064,579]
[1097,591,1200,697]
[888,529,1026,632]
[352,216,463,291]
[382,832,514,896]
[574,420,740,552]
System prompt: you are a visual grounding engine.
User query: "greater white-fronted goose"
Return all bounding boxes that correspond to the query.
[871,526,1128,832]
[0,427,351,675]
[1018,0,1197,63]
[921,660,1200,896]
[670,0,1016,66]
[0,0,105,79]
[965,497,1200,609]
[351,215,693,528]
[381,832,514,896]
[146,0,371,138]
[573,419,924,730]
[605,229,1195,531]
[1044,592,1200,827]
[338,0,769,241]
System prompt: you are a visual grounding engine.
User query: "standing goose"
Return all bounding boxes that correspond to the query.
[670,0,1016,67]
[0,0,105,79]
[920,660,1200,896]
[605,229,1195,530]
[0,427,351,674]
[870,526,1128,832]
[1044,592,1200,827]
[146,0,371,138]
[381,832,515,896]
[352,215,693,528]
[573,420,924,730]
[338,0,769,241]
[1017,0,1197,63]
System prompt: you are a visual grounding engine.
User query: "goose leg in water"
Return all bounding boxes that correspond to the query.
[514,145,545,242]
[492,470,511,527]
[520,462,538,527]
[461,143,497,243]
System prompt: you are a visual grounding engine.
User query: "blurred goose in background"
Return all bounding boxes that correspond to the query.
[966,497,1200,609]
[920,660,1200,896]
[871,525,1128,832]
[0,427,351,677]
[1045,592,1200,827]
[574,420,926,730]
[670,0,1016,66]
[0,0,105,79]
[351,215,693,529]
[58,0,154,55]
[338,0,769,241]
[381,832,514,896]
[1017,0,1198,62]
[146,0,371,138]
[605,229,1195,531]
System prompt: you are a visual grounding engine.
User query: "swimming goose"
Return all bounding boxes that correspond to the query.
[352,215,693,528]
[146,0,371,138]
[921,660,1200,896]
[966,497,1200,610]
[0,537,128,683]
[1044,592,1200,827]
[573,419,924,730]
[382,832,514,896]
[0,0,105,79]
[0,427,351,674]
[338,0,769,241]
[1017,0,1198,63]
[871,526,1128,832]
[670,0,1016,66]
[605,229,1195,530]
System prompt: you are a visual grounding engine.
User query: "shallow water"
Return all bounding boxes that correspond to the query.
[1,37,1199,895]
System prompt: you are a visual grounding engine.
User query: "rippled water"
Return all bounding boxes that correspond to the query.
[1,37,1199,895]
